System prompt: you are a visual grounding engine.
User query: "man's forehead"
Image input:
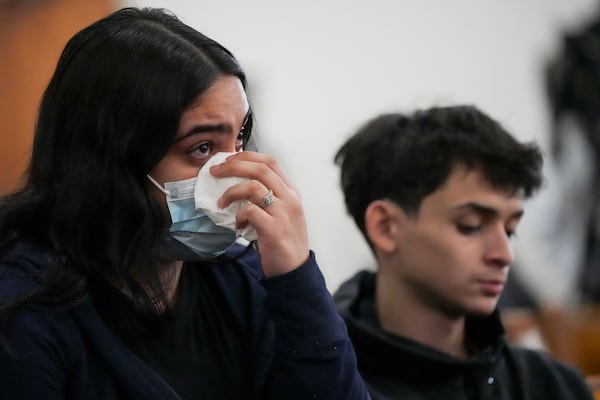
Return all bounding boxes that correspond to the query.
[426,166,524,215]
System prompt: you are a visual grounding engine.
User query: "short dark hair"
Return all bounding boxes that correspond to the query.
[334,105,544,242]
[0,8,251,317]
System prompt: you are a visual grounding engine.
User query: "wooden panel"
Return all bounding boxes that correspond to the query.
[503,306,600,376]
[0,0,116,194]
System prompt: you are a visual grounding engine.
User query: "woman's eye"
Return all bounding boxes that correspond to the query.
[235,132,244,151]
[189,142,213,159]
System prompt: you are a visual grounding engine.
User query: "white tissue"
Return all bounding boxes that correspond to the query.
[194,152,258,241]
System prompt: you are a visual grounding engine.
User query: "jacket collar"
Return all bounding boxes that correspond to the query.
[334,270,507,381]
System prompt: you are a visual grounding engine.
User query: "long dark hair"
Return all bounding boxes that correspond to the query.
[0,7,251,319]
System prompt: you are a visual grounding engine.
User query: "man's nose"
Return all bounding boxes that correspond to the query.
[484,227,514,268]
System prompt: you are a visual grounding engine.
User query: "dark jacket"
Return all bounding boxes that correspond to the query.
[0,243,370,400]
[334,270,594,400]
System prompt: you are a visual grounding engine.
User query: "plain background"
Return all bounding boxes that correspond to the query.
[121,0,598,295]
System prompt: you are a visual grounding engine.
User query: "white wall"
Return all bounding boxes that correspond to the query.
[121,0,598,294]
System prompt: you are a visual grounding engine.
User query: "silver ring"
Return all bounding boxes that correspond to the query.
[258,189,274,208]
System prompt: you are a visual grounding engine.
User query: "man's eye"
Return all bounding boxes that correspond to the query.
[457,224,481,235]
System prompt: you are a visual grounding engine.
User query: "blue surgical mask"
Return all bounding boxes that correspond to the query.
[147,174,238,261]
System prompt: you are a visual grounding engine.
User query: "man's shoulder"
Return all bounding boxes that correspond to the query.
[508,345,577,371]
[506,345,594,398]
[334,269,376,299]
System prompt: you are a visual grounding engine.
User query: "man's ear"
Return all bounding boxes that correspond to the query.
[365,200,405,253]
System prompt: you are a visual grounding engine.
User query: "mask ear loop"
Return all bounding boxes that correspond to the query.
[147,175,170,196]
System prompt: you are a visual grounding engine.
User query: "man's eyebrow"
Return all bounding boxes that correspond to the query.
[450,202,524,219]
[173,109,252,143]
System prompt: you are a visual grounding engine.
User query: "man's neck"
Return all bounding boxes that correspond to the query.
[375,271,469,359]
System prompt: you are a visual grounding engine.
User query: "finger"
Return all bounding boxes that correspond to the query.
[210,151,296,194]
[217,179,273,210]
[211,161,288,207]
[230,151,293,188]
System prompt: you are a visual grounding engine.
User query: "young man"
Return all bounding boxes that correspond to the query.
[333,105,594,399]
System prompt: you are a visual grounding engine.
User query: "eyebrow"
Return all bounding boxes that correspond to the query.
[449,202,524,220]
[173,109,252,143]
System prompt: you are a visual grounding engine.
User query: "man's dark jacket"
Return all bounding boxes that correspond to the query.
[334,270,594,400]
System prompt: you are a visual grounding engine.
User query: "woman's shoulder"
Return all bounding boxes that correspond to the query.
[3,303,82,344]
[0,301,92,398]
[0,243,51,300]
[0,242,84,347]
[0,299,86,394]
[0,243,81,341]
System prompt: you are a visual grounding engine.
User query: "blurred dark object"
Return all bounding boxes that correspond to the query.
[545,13,600,304]
[546,15,600,159]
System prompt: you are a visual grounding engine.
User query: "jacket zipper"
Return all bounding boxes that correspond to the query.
[132,353,183,400]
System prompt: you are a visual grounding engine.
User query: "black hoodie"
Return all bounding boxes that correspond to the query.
[334,270,594,400]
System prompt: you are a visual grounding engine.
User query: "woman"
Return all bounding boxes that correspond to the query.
[0,7,369,400]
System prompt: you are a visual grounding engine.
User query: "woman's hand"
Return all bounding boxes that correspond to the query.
[210,151,309,277]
